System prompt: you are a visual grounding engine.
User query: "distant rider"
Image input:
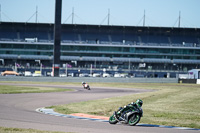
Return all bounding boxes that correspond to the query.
[115,99,143,119]
[82,81,88,88]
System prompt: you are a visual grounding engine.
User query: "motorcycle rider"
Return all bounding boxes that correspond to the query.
[115,99,143,119]
[82,81,89,88]
[82,81,86,86]
[82,81,86,87]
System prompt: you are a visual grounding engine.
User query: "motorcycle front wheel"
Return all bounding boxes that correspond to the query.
[128,114,140,126]
[109,115,118,124]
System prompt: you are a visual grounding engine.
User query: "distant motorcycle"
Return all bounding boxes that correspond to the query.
[109,106,143,126]
[82,82,90,90]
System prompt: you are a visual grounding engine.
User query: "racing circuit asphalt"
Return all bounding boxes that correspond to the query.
[0,83,199,133]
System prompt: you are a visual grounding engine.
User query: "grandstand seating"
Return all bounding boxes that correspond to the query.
[0,54,18,59]
[19,55,51,60]
[112,58,141,62]
[61,56,80,61]
[0,22,199,47]
[143,58,171,63]
[82,56,111,61]
[173,59,200,64]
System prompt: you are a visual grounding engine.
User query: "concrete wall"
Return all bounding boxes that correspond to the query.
[0,76,178,83]
[178,79,200,84]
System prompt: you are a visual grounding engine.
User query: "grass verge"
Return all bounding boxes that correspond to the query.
[0,85,73,94]
[49,83,200,129]
[0,127,73,133]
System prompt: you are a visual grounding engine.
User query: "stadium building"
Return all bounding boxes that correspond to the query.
[0,22,200,77]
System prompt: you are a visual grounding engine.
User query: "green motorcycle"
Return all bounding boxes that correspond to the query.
[109,106,143,126]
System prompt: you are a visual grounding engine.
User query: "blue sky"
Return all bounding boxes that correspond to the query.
[0,0,200,28]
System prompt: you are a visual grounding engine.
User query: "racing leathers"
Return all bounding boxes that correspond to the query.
[115,102,138,119]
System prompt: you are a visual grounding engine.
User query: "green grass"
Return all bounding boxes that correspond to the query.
[49,83,200,129]
[0,85,73,94]
[0,127,73,133]
[1,81,200,129]
[0,81,81,86]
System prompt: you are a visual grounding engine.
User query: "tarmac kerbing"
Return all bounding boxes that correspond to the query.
[37,108,200,131]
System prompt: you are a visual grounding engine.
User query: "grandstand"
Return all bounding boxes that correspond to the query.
[0,22,200,77]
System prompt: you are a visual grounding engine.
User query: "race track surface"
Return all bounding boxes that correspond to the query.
[0,83,198,133]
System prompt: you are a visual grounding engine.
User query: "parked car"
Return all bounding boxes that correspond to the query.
[32,71,42,77]
[93,73,101,77]
[103,73,111,77]
[1,71,19,76]
[120,73,129,78]
[79,73,90,77]
[59,73,67,77]
[24,71,32,77]
[114,73,121,78]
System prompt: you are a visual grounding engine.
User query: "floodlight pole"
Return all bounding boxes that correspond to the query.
[53,0,62,77]
[108,9,110,25]
[72,7,74,24]
[0,5,1,22]
[36,6,38,23]
[143,10,145,27]
[178,11,181,28]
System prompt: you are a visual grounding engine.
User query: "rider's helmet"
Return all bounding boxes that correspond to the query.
[82,81,85,84]
[136,99,143,108]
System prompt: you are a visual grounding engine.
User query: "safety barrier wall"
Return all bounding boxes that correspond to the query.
[0,76,178,83]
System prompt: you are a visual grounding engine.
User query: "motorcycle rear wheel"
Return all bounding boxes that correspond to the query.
[128,114,140,126]
[109,115,118,124]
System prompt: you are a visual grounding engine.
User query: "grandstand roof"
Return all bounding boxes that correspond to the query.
[0,22,200,32]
